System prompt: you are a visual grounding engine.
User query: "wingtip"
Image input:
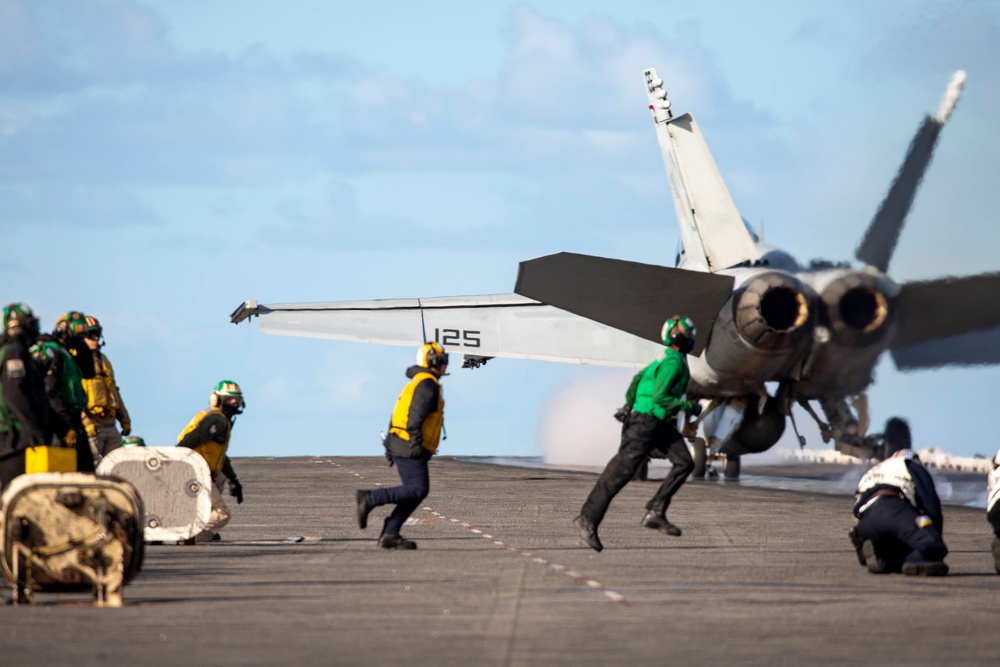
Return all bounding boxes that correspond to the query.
[935,70,966,124]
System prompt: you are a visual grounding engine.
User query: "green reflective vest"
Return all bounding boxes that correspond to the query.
[30,340,88,412]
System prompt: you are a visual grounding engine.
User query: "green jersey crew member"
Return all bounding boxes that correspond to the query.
[356,342,447,550]
[0,304,54,489]
[29,311,94,472]
[176,380,246,542]
[574,315,700,552]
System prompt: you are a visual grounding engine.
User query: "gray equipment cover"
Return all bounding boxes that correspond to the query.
[96,446,213,543]
[0,472,144,606]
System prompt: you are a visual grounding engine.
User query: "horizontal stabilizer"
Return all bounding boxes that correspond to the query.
[230,295,662,367]
[891,272,1000,351]
[514,252,735,356]
[892,328,1000,370]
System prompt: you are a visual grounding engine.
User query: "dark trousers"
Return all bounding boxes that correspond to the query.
[69,416,95,473]
[988,502,1000,538]
[371,453,430,536]
[0,432,27,491]
[856,496,948,570]
[580,412,694,526]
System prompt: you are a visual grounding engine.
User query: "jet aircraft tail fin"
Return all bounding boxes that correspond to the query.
[643,68,759,272]
[855,71,966,273]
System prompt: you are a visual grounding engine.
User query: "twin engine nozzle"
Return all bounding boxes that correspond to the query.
[733,270,896,352]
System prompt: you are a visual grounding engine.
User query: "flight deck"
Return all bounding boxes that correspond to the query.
[2,456,998,665]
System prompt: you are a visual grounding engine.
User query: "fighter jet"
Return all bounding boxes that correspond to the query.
[231,67,1000,479]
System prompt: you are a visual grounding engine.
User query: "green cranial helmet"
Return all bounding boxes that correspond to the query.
[211,380,245,415]
[65,312,90,338]
[54,310,85,341]
[121,435,146,447]
[661,315,697,353]
[3,303,40,340]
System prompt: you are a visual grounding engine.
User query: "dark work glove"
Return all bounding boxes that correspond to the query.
[613,405,631,423]
[229,479,244,504]
[688,401,703,418]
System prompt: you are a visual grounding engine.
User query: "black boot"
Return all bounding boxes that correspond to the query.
[641,510,681,536]
[848,526,865,566]
[573,515,603,552]
[378,533,417,550]
[356,489,374,530]
[902,560,949,576]
[862,540,887,574]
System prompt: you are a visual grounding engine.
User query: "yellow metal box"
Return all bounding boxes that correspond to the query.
[25,446,77,474]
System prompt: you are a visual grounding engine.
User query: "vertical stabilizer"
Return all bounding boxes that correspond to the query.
[855,70,965,273]
[643,68,759,272]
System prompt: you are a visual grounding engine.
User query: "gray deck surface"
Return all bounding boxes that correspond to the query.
[2,456,999,666]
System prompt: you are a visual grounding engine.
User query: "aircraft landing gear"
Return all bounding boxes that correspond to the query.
[723,455,741,480]
[691,438,708,478]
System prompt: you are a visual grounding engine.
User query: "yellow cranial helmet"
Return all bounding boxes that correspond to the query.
[416,341,449,369]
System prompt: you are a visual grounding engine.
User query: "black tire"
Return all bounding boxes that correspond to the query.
[723,455,741,480]
[692,438,707,478]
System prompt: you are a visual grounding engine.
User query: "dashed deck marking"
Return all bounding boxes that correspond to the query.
[424,506,629,606]
[329,461,629,605]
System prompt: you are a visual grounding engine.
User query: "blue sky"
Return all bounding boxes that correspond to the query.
[3,0,999,462]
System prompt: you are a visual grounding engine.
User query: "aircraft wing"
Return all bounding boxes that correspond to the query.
[892,328,1000,370]
[230,295,663,367]
[514,252,736,357]
[889,271,1000,369]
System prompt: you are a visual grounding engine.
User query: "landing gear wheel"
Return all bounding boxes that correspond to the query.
[633,457,649,481]
[692,438,707,478]
[723,455,741,480]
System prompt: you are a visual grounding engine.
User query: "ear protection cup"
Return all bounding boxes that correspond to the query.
[417,342,449,369]
[660,315,696,352]
[210,380,245,415]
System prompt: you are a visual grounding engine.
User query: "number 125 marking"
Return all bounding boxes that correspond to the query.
[433,328,481,348]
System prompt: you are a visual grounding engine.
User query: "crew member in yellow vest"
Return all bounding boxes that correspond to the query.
[177,380,246,542]
[356,342,447,549]
[71,315,131,462]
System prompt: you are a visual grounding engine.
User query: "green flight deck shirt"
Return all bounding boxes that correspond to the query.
[625,347,693,421]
